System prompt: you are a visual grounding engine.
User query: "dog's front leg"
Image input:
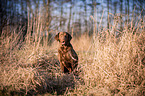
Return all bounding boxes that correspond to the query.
[60,61,65,73]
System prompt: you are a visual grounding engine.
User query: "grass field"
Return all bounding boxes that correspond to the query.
[0,15,145,96]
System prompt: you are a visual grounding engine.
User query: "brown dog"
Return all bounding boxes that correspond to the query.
[55,32,78,73]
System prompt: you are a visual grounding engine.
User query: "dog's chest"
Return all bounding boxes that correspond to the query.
[58,47,71,61]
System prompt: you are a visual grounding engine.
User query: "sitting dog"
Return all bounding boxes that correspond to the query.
[55,32,78,73]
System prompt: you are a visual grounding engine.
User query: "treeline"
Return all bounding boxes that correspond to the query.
[0,0,144,37]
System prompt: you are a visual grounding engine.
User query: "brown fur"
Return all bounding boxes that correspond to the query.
[55,32,78,73]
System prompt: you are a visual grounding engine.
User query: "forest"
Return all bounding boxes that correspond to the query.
[0,0,145,96]
[0,0,144,37]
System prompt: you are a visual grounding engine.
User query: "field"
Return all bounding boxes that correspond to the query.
[0,15,145,96]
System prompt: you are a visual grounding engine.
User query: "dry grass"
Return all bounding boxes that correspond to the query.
[0,14,145,96]
[69,32,145,96]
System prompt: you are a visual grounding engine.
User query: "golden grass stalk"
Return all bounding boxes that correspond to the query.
[0,12,144,95]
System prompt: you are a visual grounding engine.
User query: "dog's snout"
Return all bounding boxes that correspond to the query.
[61,40,65,45]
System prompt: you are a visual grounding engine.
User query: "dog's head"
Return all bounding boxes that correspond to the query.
[55,32,72,45]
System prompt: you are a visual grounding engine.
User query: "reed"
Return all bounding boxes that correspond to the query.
[0,12,144,95]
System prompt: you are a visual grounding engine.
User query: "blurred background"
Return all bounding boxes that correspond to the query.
[0,0,144,38]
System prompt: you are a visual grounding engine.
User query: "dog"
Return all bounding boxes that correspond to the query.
[55,32,78,73]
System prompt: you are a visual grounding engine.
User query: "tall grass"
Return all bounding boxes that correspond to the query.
[69,15,145,95]
[0,13,144,95]
[70,32,144,96]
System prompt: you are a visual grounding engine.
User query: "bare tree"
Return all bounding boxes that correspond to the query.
[43,0,51,32]
[120,0,123,31]
[67,0,73,32]
[107,0,110,29]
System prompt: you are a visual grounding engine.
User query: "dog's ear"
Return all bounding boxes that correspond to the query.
[55,33,59,41]
[67,33,72,41]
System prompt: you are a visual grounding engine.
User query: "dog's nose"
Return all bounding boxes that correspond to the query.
[62,41,65,44]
